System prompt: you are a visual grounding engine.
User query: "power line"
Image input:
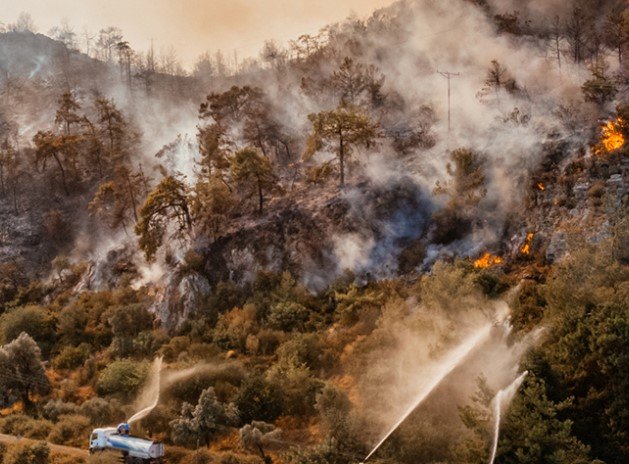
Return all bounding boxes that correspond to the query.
[437,70,460,132]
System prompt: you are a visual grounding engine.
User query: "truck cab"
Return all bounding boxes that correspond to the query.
[89,427,117,453]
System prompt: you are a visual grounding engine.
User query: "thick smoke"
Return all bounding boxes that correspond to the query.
[296,0,591,279]
[0,0,618,290]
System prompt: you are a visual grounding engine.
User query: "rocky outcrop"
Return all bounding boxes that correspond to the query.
[200,176,432,291]
[152,271,212,331]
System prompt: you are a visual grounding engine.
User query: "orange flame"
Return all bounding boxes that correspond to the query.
[537,182,545,191]
[474,252,503,269]
[520,232,534,255]
[596,117,624,155]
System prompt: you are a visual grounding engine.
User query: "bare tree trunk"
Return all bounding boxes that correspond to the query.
[12,180,19,214]
[279,139,291,161]
[21,389,32,413]
[257,444,272,464]
[123,171,139,222]
[53,152,69,195]
[257,174,264,213]
[339,132,345,187]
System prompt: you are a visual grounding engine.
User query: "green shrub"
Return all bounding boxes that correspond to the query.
[255,329,285,355]
[56,292,114,349]
[159,336,191,362]
[3,441,50,464]
[266,301,311,332]
[53,344,91,370]
[205,281,247,316]
[474,270,509,298]
[186,342,221,361]
[164,363,246,405]
[266,356,323,416]
[276,333,334,372]
[235,374,284,423]
[0,305,55,354]
[42,400,79,422]
[509,279,545,331]
[0,414,53,439]
[96,359,148,398]
[420,260,482,314]
[333,283,385,327]
[79,397,122,426]
[212,305,258,351]
[131,330,159,358]
[316,384,352,442]
[47,414,91,447]
[107,303,154,358]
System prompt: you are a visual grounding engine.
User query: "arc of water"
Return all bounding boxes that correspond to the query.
[127,356,163,424]
[362,324,493,463]
[488,371,528,464]
[489,390,505,464]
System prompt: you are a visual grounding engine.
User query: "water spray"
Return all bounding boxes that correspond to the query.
[362,323,494,463]
[488,371,528,464]
[127,356,163,424]
[125,359,232,425]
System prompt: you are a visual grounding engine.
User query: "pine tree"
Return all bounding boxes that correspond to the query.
[231,148,277,213]
[170,387,238,447]
[134,175,192,261]
[306,104,379,187]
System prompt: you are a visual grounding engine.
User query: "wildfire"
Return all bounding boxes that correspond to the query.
[597,117,625,154]
[474,252,504,269]
[537,182,545,191]
[520,232,534,255]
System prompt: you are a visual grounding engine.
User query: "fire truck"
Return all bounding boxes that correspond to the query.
[88,423,164,464]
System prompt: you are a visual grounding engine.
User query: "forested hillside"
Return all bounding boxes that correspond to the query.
[0,1,627,463]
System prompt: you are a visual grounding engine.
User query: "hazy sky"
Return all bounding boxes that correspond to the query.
[2,0,395,69]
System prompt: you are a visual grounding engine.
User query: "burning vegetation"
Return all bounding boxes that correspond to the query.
[595,117,625,155]
[473,252,503,269]
[537,182,545,191]
[520,232,535,255]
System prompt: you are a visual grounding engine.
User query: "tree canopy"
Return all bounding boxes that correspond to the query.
[306,104,379,186]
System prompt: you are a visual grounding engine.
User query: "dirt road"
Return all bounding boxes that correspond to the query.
[0,432,88,459]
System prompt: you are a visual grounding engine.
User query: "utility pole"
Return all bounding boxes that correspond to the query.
[148,38,156,72]
[437,70,459,132]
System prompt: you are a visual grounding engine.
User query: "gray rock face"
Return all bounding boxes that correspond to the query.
[178,273,212,321]
[152,271,211,331]
[0,199,43,270]
[545,232,567,263]
[74,242,139,292]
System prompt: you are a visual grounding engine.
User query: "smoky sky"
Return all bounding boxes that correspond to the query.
[2,0,394,68]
